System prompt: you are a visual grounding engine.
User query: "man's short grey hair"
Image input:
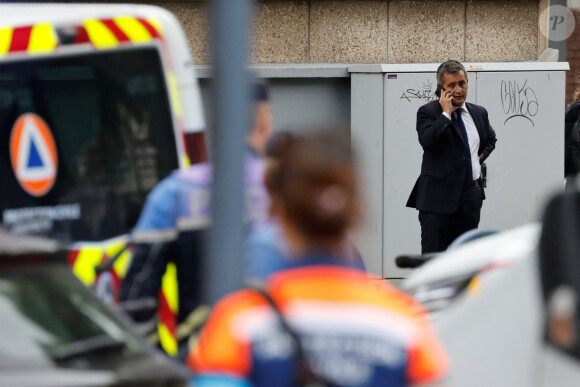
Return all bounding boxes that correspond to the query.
[437,60,467,85]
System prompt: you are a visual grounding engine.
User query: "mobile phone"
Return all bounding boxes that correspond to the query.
[435,84,444,98]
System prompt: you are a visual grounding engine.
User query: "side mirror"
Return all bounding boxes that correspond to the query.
[395,229,498,269]
[395,253,439,268]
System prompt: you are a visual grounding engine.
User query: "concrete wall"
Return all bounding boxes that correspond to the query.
[56,0,548,64]
[117,0,544,65]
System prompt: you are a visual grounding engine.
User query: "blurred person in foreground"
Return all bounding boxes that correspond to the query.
[189,130,449,386]
[120,80,272,359]
[244,130,366,281]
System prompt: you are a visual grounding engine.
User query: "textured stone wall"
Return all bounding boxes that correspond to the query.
[78,0,543,65]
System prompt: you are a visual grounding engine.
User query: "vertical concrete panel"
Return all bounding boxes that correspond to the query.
[250,1,309,63]
[150,1,211,65]
[383,72,437,278]
[310,0,388,63]
[538,0,550,57]
[388,0,464,64]
[351,72,384,276]
[476,71,565,230]
[465,0,538,62]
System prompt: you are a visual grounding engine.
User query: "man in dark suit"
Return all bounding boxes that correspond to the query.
[407,60,497,253]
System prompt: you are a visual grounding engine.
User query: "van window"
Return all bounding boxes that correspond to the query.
[0,47,179,242]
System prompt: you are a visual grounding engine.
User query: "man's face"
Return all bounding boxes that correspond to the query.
[250,101,273,156]
[442,70,468,107]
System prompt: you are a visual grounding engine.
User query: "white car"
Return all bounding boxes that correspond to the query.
[402,189,580,387]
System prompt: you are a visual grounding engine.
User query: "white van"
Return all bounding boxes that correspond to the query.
[0,3,206,356]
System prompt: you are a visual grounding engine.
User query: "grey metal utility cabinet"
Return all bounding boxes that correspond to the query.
[349,62,569,279]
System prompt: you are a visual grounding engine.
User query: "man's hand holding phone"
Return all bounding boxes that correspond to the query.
[438,86,453,115]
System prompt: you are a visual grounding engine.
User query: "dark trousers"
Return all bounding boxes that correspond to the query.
[419,183,483,254]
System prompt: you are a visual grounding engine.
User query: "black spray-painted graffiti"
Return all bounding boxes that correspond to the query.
[400,79,438,102]
[500,80,539,126]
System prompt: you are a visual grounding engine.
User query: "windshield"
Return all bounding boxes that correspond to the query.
[0,261,147,368]
[0,47,179,242]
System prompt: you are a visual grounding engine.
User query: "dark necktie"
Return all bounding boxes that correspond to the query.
[454,108,473,184]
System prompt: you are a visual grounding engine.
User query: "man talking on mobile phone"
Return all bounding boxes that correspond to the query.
[406,60,497,253]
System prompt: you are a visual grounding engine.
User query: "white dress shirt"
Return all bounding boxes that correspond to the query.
[442,105,481,180]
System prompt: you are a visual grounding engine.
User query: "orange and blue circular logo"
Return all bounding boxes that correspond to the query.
[9,113,58,197]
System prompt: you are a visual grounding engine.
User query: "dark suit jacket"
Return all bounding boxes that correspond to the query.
[406,100,497,214]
